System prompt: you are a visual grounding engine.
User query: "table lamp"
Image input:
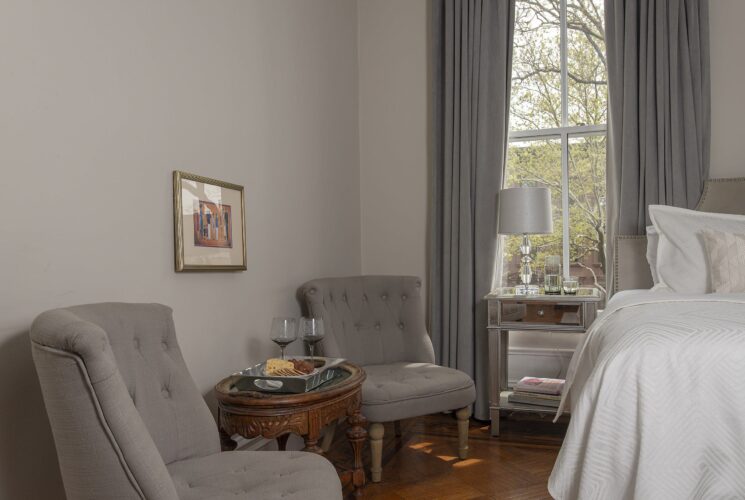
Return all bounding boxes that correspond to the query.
[497,187,554,295]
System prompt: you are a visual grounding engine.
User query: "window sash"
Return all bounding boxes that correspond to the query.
[509,124,606,140]
[506,0,606,280]
[506,126,607,280]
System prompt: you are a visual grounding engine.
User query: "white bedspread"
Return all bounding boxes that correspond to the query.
[549,290,745,500]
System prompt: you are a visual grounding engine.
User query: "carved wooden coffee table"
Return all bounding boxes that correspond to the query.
[215,362,367,495]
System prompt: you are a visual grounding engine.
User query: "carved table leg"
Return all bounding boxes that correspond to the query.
[346,410,368,495]
[218,408,237,451]
[303,432,323,454]
[219,427,237,451]
[276,434,290,451]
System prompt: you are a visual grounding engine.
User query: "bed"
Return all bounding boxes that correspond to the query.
[548,178,745,499]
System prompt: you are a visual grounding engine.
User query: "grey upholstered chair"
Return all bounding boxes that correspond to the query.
[301,276,476,483]
[30,302,341,500]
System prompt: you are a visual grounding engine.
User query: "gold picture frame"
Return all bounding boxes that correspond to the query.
[173,170,247,272]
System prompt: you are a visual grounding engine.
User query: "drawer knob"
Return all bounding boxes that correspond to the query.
[536,308,545,317]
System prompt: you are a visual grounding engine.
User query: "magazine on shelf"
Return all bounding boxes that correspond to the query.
[514,376,565,395]
[511,390,561,401]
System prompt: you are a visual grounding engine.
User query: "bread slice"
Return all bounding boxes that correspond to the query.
[265,358,295,375]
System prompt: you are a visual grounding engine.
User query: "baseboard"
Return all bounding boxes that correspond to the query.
[507,347,574,387]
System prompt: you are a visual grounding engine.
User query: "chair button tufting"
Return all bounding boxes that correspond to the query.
[399,322,405,329]
[401,294,407,300]
[161,388,171,398]
[161,341,168,350]
[381,294,388,300]
[309,288,316,295]
[133,338,140,349]
[375,322,381,330]
[362,294,368,302]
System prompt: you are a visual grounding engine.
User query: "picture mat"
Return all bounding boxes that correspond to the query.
[180,178,244,266]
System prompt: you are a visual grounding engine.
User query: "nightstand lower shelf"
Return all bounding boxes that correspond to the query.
[489,391,566,436]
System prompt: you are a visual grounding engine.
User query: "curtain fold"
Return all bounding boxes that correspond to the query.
[430,0,515,421]
[606,0,710,290]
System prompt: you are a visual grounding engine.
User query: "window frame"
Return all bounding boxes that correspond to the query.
[506,0,607,279]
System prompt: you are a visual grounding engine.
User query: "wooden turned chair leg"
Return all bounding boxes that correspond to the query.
[369,422,385,483]
[456,406,472,459]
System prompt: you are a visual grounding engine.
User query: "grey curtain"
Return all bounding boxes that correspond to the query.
[606,0,710,282]
[430,0,515,421]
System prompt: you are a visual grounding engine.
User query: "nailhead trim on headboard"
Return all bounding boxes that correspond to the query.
[613,235,648,294]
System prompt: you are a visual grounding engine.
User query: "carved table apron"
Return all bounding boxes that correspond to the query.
[215,362,367,495]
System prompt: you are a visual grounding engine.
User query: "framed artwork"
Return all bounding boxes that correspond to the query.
[173,170,247,272]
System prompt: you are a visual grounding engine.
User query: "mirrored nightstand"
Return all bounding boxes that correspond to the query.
[485,287,603,436]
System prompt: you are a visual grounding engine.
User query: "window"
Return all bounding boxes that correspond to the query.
[502,0,607,292]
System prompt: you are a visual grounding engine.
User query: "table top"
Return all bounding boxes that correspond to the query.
[485,286,603,302]
[215,361,365,409]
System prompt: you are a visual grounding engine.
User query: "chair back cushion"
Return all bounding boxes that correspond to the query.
[300,276,436,366]
[30,303,219,499]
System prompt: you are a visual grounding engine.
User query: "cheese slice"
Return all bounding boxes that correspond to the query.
[265,358,294,375]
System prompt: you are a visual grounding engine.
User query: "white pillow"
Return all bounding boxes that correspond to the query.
[645,225,660,285]
[649,205,745,293]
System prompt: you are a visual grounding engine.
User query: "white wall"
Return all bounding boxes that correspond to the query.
[0,1,360,498]
[709,0,745,178]
[358,0,429,283]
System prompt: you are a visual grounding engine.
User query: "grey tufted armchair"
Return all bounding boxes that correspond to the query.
[301,276,476,483]
[30,302,341,500]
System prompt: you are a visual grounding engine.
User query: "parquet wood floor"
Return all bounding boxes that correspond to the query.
[325,413,567,500]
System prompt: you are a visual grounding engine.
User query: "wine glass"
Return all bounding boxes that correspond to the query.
[299,317,325,366]
[544,255,563,295]
[270,317,297,360]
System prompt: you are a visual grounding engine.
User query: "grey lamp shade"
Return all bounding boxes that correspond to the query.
[497,187,554,235]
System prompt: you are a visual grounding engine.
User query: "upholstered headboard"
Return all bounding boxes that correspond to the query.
[613,177,745,294]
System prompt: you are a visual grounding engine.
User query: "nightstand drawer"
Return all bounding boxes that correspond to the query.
[500,301,583,326]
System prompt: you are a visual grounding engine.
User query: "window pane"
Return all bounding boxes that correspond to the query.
[510,1,562,131]
[567,0,607,126]
[502,139,563,287]
[568,134,606,290]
